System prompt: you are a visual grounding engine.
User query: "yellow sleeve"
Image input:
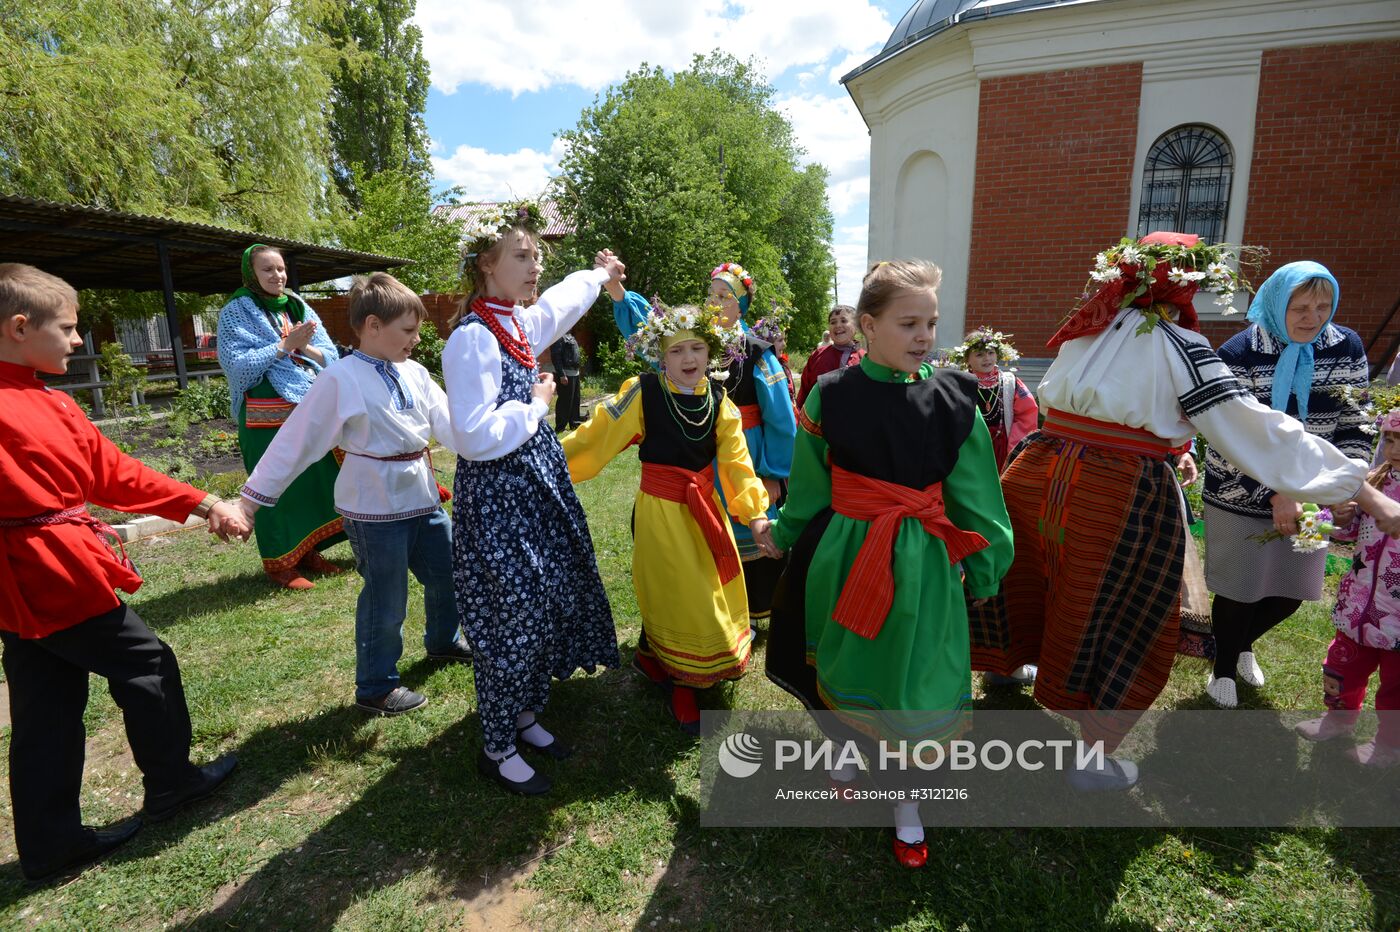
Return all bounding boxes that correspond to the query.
[715,392,769,523]
[561,375,644,482]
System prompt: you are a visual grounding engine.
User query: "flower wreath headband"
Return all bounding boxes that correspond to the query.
[711,262,756,315]
[749,299,794,347]
[625,298,745,376]
[1336,383,1400,438]
[458,199,545,284]
[953,327,1020,367]
[1048,232,1264,349]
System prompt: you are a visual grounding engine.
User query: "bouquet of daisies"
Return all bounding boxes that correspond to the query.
[1249,502,1336,553]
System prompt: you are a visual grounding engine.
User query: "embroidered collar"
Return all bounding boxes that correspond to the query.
[1249,322,1345,355]
[477,297,519,317]
[352,349,414,411]
[975,369,1002,387]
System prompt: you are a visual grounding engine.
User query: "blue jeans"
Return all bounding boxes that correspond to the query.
[342,509,462,700]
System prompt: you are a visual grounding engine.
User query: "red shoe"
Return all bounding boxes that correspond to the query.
[892,835,929,869]
[667,685,701,736]
[298,551,343,575]
[267,568,315,590]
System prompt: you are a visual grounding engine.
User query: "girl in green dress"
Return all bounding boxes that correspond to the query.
[765,259,1014,868]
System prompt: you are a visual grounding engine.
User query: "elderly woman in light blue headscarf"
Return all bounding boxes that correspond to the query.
[1200,260,1372,708]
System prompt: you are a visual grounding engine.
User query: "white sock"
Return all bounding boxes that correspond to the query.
[516,711,555,748]
[486,745,536,783]
[829,760,859,783]
[894,801,924,845]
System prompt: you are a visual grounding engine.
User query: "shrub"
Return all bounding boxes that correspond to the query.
[171,377,232,422]
[415,320,446,377]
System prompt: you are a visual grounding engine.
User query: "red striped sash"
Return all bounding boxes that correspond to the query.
[1041,409,1172,460]
[830,465,989,640]
[0,505,136,574]
[639,463,741,584]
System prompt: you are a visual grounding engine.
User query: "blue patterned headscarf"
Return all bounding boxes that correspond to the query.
[1246,261,1340,420]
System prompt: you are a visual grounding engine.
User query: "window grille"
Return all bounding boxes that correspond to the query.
[1136,125,1233,243]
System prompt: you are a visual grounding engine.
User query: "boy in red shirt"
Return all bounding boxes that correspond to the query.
[0,264,250,883]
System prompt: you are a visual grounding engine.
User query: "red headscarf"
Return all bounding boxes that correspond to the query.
[1047,232,1203,350]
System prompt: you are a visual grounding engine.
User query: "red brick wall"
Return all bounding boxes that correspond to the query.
[1227,41,1400,365]
[965,63,1144,351]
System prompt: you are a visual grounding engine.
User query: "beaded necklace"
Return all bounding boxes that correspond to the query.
[471,296,536,369]
[661,375,715,442]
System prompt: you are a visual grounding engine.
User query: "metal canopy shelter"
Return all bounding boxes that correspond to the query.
[0,194,411,387]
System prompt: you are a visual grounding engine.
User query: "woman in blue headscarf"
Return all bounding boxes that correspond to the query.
[1201,260,1372,708]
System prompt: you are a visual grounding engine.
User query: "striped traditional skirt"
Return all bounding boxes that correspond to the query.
[969,412,1184,744]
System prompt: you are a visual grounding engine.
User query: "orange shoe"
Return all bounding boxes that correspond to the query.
[267,567,315,590]
[298,551,343,575]
[892,835,928,869]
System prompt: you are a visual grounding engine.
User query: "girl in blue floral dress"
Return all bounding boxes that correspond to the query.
[443,203,624,795]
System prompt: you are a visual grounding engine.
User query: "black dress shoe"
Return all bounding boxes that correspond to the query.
[143,753,238,822]
[477,749,551,796]
[425,637,473,665]
[22,816,143,884]
[517,727,573,761]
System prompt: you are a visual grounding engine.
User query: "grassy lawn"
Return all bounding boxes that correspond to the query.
[1,451,1398,930]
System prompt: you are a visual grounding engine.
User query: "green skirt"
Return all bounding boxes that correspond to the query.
[239,380,345,571]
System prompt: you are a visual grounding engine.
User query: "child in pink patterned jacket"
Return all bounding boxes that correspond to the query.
[1295,412,1400,767]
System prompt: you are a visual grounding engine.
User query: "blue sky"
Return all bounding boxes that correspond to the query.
[413,0,912,303]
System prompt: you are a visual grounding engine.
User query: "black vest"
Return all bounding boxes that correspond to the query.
[818,365,979,488]
[639,373,724,470]
[725,332,772,408]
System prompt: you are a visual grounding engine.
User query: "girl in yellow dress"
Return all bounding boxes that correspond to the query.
[562,301,773,734]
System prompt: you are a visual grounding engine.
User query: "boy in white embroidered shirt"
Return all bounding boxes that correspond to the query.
[237,273,468,716]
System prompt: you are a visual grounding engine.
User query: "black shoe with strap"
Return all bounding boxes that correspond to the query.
[477,749,552,796]
[517,725,573,761]
[21,816,143,884]
[143,754,238,823]
[355,686,428,716]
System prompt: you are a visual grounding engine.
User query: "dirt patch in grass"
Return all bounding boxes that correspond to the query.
[442,858,545,931]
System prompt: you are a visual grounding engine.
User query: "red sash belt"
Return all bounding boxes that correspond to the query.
[737,404,763,430]
[0,505,136,574]
[640,463,741,584]
[1041,408,1172,460]
[830,465,988,640]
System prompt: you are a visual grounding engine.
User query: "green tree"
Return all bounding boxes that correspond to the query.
[316,0,432,209]
[338,167,463,293]
[554,52,835,350]
[0,0,340,239]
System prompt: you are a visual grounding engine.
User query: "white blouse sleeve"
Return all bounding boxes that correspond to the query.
[242,370,355,505]
[1162,326,1367,506]
[519,267,610,353]
[443,322,548,461]
[421,369,462,459]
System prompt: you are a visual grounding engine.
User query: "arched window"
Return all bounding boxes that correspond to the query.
[1136,125,1233,243]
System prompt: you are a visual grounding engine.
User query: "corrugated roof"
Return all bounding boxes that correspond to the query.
[843,0,1099,84]
[431,199,574,239]
[0,194,410,294]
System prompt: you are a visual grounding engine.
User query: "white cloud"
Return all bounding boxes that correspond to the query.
[416,0,891,95]
[833,237,869,307]
[431,137,570,200]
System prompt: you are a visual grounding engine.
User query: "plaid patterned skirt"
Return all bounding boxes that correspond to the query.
[969,432,1184,727]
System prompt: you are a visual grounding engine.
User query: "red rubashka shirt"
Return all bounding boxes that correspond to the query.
[0,360,205,638]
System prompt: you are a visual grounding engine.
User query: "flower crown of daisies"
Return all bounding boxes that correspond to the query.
[1336,382,1400,437]
[624,298,745,375]
[953,327,1020,366]
[458,199,544,278]
[1087,238,1257,313]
